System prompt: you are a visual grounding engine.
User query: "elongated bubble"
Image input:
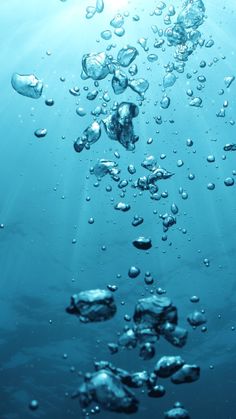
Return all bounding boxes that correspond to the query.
[11,73,43,99]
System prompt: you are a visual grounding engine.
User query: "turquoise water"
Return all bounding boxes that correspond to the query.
[1,0,236,418]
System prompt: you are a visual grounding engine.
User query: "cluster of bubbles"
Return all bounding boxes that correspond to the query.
[9,0,236,417]
[66,290,202,415]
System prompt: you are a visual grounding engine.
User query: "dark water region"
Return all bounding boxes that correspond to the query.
[1,0,236,418]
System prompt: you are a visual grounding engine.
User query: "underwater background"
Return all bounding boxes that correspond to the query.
[1,0,236,418]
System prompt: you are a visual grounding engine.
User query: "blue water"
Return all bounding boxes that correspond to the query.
[1,0,236,418]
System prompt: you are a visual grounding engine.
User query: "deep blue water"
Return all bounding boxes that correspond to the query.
[1,0,236,418]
